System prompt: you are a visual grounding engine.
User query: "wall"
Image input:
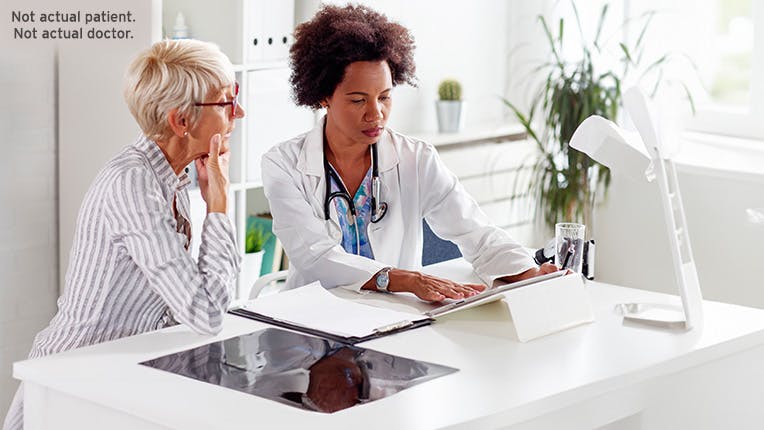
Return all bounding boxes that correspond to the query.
[595,138,764,308]
[58,0,161,290]
[0,49,59,418]
[0,0,160,418]
[344,0,512,133]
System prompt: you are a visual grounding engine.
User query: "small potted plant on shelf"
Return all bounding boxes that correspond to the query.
[436,78,464,133]
[240,220,272,300]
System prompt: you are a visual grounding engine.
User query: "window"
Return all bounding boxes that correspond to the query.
[628,0,762,139]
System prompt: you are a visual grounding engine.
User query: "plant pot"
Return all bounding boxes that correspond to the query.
[239,250,265,300]
[435,100,464,133]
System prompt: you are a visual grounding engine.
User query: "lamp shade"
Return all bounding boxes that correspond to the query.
[569,115,653,182]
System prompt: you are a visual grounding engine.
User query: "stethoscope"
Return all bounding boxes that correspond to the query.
[323,143,388,254]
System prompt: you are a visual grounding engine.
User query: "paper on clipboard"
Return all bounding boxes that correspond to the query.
[234,282,431,343]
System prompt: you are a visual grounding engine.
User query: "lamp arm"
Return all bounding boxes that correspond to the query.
[652,145,704,329]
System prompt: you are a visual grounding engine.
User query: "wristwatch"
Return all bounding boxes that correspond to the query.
[375,267,393,292]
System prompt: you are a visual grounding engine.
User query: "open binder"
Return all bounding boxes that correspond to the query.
[230,271,572,344]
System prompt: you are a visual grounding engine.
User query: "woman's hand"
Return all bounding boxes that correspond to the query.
[367,269,486,302]
[195,134,229,214]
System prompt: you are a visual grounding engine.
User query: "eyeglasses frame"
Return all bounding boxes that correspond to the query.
[193,82,240,117]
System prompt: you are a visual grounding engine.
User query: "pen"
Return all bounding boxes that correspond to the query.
[561,243,575,270]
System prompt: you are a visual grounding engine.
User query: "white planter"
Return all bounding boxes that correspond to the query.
[238,251,265,300]
[436,100,465,133]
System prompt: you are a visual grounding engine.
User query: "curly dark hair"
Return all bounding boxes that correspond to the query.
[289,4,417,109]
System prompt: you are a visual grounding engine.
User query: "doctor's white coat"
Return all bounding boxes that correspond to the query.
[261,118,537,292]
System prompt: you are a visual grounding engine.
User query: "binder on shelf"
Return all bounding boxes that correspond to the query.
[245,0,294,64]
[229,282,433,344]
[244,0,265,63]
[262,0,294,61]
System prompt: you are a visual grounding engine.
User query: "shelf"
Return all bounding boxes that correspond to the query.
[232,61,290,73]
[410,122,527,149]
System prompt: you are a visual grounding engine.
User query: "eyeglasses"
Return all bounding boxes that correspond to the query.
[194,82,239,116]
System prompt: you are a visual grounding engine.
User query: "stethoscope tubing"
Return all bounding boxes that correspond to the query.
[323,143,388,225]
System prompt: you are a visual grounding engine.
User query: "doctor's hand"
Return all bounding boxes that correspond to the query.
[500,262,562,283]
[366,269,486,302]
[195,133,230,214]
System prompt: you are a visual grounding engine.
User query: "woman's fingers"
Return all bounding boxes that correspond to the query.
[194,157,205,176]
[208,133,221,161]
[200,133,229,213]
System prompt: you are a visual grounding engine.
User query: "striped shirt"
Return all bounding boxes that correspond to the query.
[3,136,240,430]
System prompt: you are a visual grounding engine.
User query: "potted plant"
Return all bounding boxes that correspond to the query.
[436,78,464,133]
[240,220,272,300]
[503,3,692,237]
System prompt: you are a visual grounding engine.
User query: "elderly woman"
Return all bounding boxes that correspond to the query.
[262,4,558,302]
[3,39,244,429]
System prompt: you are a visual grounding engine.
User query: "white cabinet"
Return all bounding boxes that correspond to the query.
[163,0,297,65]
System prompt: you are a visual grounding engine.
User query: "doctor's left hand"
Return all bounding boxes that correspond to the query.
[502,262,562,283]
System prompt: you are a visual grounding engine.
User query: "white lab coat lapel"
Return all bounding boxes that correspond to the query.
[368,130,404,263]
[297,117,342,241]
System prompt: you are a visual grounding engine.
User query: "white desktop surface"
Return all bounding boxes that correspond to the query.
[15,259,764,429]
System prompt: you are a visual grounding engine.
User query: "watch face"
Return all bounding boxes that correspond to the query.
[376,270,389,291]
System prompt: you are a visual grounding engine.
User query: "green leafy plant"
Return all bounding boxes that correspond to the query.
[245,224,272,254]
[438,79,462,101]
[503,3,693,232]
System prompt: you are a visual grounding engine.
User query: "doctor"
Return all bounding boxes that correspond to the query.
[261,4,558,302]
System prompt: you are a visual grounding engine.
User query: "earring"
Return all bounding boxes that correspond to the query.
[183,131,188,136]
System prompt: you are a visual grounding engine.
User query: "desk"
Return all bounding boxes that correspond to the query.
[15,259,764,429]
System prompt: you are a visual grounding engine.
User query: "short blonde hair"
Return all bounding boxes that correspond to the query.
[124,39,235,141]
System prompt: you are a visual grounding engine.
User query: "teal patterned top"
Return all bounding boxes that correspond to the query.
[328,164,375,259]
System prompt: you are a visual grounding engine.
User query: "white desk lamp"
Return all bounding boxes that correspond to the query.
[569,87,703,330]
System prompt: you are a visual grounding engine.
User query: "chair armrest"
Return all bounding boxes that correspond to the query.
[249,270,289,300]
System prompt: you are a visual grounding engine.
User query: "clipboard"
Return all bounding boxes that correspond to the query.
[228,307,432,345]
[425,270,567,317]
[229,282,433,345]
